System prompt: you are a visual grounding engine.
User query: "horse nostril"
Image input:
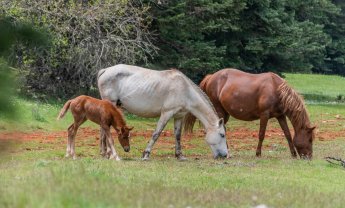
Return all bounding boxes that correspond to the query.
[124,146,130,152]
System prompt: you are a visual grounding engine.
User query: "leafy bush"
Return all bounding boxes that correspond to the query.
[1,0,156,98]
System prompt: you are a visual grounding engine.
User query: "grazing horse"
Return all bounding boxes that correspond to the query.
[57,95,133,161]
[97,64,228,160]
[185,68,315,159]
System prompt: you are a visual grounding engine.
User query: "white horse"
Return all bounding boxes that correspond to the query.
[97,64,228,160]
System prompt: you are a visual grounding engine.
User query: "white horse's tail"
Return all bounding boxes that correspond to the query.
[97,68,107,80]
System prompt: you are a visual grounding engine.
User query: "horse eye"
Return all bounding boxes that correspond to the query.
[220,133,225,138]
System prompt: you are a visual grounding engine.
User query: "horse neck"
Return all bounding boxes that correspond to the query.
[111,109,126,128]
[188,95,219,130]
[285,108,310,132]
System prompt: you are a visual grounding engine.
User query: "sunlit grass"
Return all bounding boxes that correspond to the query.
[1,73,345,207]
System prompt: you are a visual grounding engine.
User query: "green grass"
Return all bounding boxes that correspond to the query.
[1,137,345,208]
[284,73,345,102]
[1,73,345,207]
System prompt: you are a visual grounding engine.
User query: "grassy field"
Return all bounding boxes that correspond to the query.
[0,73,345,207]
[284,73,345,102]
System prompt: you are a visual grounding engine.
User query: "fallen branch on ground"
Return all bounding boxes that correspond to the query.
[325,157,345,168]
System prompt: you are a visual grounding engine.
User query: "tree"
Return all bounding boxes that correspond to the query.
[0,16,48,117]
[323,0,345,75]
[1,0,157,98]
[147,0,340,82]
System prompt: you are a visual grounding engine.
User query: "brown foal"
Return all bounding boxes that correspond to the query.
[57,95,133,161]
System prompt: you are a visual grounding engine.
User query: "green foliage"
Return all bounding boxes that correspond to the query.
[0,59,15,118]
[147,0,344,82]
[1,0,156,98]
[323,0,345,75]
[0,16,48,118]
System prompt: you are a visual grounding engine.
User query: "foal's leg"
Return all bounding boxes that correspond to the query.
[277,115,297,158]
[68,117,87,159]
[256,114,269,157]
[66,123,74,158]
[174,118,186,161]
[103,126,120,161]
[142,111,174,160]
[99,127,107,157]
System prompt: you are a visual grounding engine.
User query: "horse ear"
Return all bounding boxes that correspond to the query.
[115,127,121,134]
[120,127,125,134]
[308,125,316,131]
[127,126,134,131]
[218,118,224,127]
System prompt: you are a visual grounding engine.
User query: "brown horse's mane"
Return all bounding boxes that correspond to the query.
[277,81,311,130]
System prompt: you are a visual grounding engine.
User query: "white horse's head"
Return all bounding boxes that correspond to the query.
[205,118,228,159]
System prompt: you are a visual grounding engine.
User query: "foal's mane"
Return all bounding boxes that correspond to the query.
[277,81,311,129]
[107,100,127,127]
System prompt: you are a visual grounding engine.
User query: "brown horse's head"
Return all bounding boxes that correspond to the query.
[293,125,315,159]
[117,126,134,152]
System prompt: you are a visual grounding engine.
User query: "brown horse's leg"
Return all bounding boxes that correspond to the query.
[277,116,297,158]
[174,118,186,161]
[103,126,120,161]
[69,117,87,159]
[256,114,269,157]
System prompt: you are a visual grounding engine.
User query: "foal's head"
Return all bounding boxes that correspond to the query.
[117,126,134,152]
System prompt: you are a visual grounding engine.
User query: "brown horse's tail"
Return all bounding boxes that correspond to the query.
[57,100,72,120]
[199,74,213,92]
[184,112,197,134]
[184,74,213,134]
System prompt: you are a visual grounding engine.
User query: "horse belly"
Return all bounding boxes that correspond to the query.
[121,96,163,118]
[221,95,260,121]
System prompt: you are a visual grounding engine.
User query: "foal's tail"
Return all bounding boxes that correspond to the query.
[57,100,72,120]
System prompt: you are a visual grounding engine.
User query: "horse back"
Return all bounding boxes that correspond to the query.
[204,69,284,121]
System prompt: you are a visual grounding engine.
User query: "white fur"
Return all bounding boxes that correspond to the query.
[98,64,228,159]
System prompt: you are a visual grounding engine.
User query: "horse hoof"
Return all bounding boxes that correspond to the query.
[142,154,150,161]
[177,155,187,161]
[256,153,262,157]
[109,155,121,161]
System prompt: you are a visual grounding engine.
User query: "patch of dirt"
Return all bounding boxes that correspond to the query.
[0,126,344,151]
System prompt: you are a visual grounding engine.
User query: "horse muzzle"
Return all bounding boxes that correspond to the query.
[124,146,130,152]
[214,151,228,159]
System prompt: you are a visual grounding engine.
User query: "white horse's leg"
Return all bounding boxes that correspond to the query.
[174,118,186,161]
[142,111,174,160]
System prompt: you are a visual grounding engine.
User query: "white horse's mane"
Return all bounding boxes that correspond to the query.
[171,69,217,116]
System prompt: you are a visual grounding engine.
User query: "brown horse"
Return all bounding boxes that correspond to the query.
[185,68,315,159]
[57,95,133,161]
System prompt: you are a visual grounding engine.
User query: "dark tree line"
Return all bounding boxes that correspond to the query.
[1,0,345,98]
[147,0,345,82]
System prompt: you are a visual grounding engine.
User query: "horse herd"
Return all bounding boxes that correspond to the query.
[58,64,315,161]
